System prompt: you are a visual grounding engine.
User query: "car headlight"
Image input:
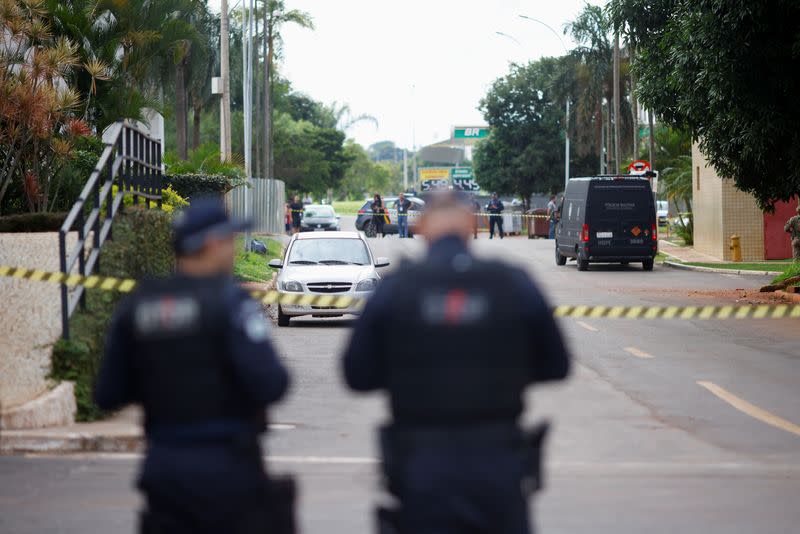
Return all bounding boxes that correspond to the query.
[355,278,378,292]
[281,280,303,292]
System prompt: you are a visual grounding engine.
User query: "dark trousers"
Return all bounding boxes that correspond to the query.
[489,216,504,239]
[381,426,532,534]
[373,215,385,237]
[138,441,273,534]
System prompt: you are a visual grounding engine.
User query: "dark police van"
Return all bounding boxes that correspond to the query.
[555,176,657,271]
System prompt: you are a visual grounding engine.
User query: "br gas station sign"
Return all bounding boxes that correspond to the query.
[452,126,490,141]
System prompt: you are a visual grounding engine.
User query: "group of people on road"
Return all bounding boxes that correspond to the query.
[96,193,570,534]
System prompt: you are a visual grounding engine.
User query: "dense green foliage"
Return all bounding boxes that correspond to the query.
[338,142,398,200]
[0,212,67,232]
[609,0,800,209]
[50,207,174,420]
[165,173,246,200]
[475,59,565,201]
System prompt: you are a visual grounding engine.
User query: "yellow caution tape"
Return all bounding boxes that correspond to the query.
[2,265,796,319]
[289,209,551,219]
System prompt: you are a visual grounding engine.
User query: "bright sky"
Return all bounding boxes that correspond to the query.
[211,0,605,150]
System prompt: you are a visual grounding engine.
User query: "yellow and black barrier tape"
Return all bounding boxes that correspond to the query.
[2,265,797,319]
[289,209,551,219]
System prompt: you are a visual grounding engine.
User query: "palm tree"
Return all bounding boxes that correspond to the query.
[262,0,313,179]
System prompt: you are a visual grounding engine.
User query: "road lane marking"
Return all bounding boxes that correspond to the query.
[697,381,800,437]
[624,346,654,359]
[576,321,599,332]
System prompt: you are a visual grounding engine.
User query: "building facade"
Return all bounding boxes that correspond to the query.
[692,143,798,261]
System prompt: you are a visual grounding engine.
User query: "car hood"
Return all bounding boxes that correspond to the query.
[279,264,378,283]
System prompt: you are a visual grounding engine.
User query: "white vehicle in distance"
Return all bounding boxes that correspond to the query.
[656,200,669,225]
[268,231,390,326]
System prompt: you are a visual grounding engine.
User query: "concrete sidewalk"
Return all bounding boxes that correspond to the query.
[659,240,722,263]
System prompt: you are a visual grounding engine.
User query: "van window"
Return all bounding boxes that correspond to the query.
[589,184,652,218]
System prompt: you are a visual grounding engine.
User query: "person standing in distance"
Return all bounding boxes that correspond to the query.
[371,193,387,238]
[95,197,292,534]
[784,204,800,260]
[472,195,481,239]
[486,192,505,239]
[341,191,570,534]
[547,195,558,240]
[289,195,304,234]
[396,192,412,239]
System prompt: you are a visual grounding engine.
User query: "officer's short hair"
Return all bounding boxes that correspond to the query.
[423,190,473,213]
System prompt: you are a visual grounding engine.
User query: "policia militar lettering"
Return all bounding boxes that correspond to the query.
[342,191,571,534]
[95,197,295,534]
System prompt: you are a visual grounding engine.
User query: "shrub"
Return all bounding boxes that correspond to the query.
[49,206,174,420]
[110,184,189,214]
[0,212,68,232]
[165,173,246,200]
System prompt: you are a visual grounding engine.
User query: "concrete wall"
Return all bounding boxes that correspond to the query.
[692,143,725,259]
[0,233,71,409]
[691,144,764,261]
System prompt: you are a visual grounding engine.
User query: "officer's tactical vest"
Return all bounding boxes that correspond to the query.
[129,276,261,430]
[383,256,531,425]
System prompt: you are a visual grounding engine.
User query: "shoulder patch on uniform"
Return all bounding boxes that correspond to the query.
[237,300,271,342]
[134,296,200,336]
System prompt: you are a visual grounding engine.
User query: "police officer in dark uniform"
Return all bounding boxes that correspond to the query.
[95,196,292,534]
[341,191,570,534]
[486,192,505,239]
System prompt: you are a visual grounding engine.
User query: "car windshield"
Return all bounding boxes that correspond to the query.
[304,206,335,218]
[288,238,370,265]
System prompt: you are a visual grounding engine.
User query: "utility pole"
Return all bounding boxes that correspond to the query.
[220,0,232,162]
[263,1,273,181]
[565,100,570,190]
[403,149,408,191]
[613,32,621,173]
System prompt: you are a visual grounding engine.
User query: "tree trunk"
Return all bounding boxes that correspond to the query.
[192,98,202,150]
[605,100,612,173]
[595,100,603,173]
[612,33,621,173]
[648,110,655,170]
[630,57,639,161]
[175,58,188,160]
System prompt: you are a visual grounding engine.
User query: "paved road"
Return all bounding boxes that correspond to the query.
[2,226,799,533]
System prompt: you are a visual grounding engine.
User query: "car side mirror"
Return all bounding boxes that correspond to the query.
[268,259,283,269]
[375,257,390,268]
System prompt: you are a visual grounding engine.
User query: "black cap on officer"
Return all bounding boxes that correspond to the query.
[172,196,251,257]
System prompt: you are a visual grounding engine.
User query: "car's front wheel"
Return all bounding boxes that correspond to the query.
[277,305,291,327]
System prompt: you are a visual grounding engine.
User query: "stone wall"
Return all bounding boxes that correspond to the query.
[0,233,73,410]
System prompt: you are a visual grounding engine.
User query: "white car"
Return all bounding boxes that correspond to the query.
[268,231,390,326]
[656,200,669,225]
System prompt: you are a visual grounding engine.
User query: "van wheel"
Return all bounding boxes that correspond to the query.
[577,257,589,271]
[555,244,567,266]
[642,259,654,271]
[277,306,291,327]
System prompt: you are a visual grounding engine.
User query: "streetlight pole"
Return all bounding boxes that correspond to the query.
[518,15,571,190]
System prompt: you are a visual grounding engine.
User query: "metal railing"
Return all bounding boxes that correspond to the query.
[58,121,162,339]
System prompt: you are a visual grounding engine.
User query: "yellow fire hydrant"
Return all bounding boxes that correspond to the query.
[730,234,742,262]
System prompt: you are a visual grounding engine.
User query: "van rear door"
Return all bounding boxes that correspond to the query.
[587,181,655,256]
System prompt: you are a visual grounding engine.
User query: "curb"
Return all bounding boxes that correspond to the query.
[1,431,143,455]
[663,260,781,277]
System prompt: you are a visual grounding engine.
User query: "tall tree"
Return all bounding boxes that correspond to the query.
[609,0,800,208]
[262,0,313,179]
[476,58,565,204]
